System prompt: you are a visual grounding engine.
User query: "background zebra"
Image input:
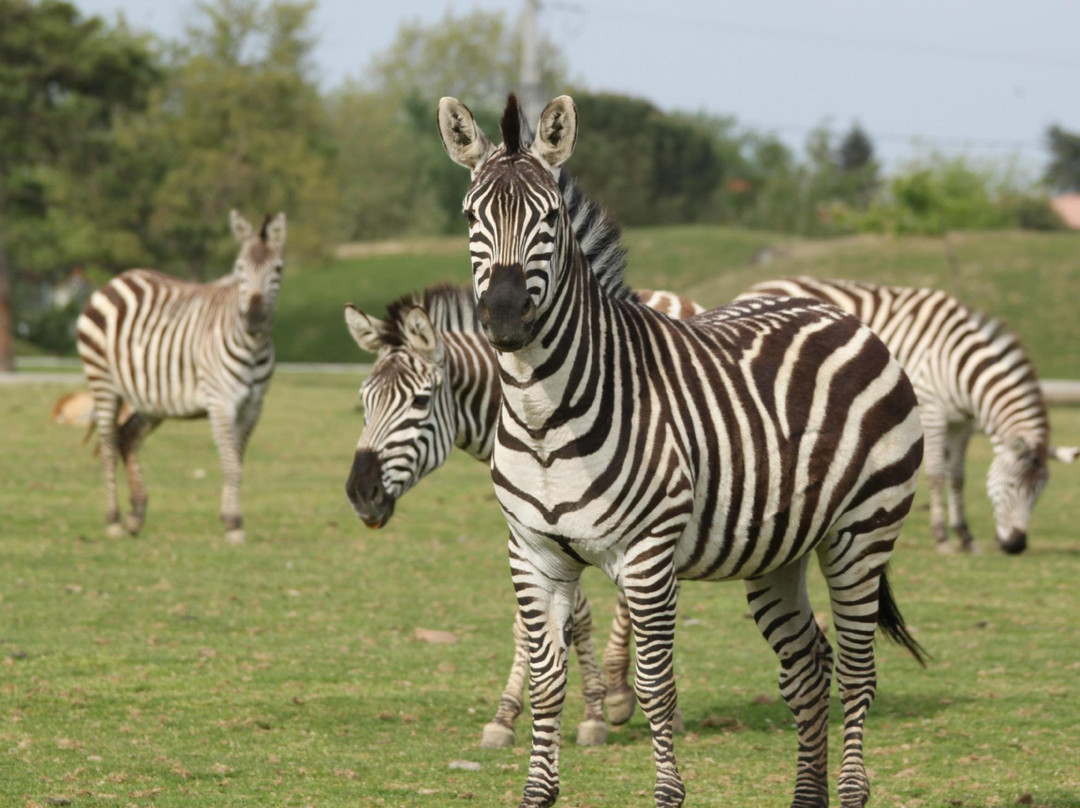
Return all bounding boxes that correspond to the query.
[438,93,926,808]
[76,211,285,544]
[740,277,1079,554]
[345,277,700,747]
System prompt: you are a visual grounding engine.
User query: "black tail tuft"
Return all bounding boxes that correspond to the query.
[877,567,929,667]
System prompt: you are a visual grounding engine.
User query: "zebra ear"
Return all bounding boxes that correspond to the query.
[262,213,286,250]
[1050,445,1079,463]
[403,306,443,362]
[531,95,578,169]
[230,210,254,243]
[437,97,492,171]
[344,304,388,354]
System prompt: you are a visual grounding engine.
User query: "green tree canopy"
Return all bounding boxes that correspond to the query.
[1044,124,1080,193]
[143,0,344,276]
[0,0,162,368]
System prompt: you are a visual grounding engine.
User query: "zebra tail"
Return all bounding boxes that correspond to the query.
[877,567,929,667]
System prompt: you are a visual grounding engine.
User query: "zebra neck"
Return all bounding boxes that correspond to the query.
[445,331,499,462]
[981,381,1049,453]
[496,230,610,424]
[959,322,1048,451]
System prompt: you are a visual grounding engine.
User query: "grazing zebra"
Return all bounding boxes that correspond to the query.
[740,277,1079,555]
[76,211,285,544]
[437,93,926,808]
[345,280,701,746]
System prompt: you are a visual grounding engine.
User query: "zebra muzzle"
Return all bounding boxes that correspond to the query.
[477,266,536,351]
[346,449,395,528]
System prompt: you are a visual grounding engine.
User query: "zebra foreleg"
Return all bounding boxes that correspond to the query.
[511,534,580,808]
[209,405,246,544]
[481,610,529,748]
[945,421,977,551]
[624,553,684,808]
[603,587,685,733]
[117,414,161,535]
[91,392,125,539]
[746,556,832,808]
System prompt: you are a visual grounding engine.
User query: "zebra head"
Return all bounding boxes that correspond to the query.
[437,93,578,352]
[987,436,1049,554]
[343,303,453,528]
[230,210,286,334]
[988,438,1078,554]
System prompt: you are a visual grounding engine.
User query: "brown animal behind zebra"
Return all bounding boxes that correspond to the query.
[75,211,285,543]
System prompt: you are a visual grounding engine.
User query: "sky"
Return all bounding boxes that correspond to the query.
[74,0,1080,173]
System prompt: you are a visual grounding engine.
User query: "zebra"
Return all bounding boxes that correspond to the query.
[76,211,285,544]
[437,93,926,808]
[345,281,701,747]
[740,277,1079,555]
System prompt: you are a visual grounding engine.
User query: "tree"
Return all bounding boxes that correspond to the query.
[1044,124,1080,193]
[366,9,568,115]
[569,92,725,227]
[836,122,880,210]
[0,0,161,369]
[352,8,569,236]
[142,0,344,276]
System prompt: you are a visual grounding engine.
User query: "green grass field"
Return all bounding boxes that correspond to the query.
[270,227,1080,378]
[3,375,1079,807]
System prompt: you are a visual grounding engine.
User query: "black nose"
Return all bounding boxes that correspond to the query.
[477,265,534,349]
[998,529,1027,555]
[347,451,386,507]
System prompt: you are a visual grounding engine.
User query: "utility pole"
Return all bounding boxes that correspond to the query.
[520,0,543,125]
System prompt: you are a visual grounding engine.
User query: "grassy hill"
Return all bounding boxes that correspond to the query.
[219,227,1078,378]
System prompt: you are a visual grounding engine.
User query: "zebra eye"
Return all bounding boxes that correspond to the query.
[462,210,477,227]
[543,208,558,226]
[412,393,430,410]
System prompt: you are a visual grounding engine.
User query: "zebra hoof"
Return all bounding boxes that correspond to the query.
[224,528,246,545]
[480,721,515,749]
[124,514,144,535]
[105,522,126,539]
[575,719,608,746]
[604,687,636,725]
[935,540,958,555]
[671,707,685,735]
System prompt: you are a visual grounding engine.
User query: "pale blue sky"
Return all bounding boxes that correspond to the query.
[76,0,1080,172]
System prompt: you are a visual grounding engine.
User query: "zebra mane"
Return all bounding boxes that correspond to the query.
[558,170,635,301]
[381,284,480,345]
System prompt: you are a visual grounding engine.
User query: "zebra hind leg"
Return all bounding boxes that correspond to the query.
[745,557,832,808]
[482,609,528,748]
[569,583,608,745]
[118,413,161,535]
[817,513,914,808]
[602,588,636,725]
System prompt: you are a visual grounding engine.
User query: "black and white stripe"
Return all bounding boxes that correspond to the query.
[76,211,285,543]
[439,94,926,808]
[344,280,701,745]
[741,277,1078,554]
